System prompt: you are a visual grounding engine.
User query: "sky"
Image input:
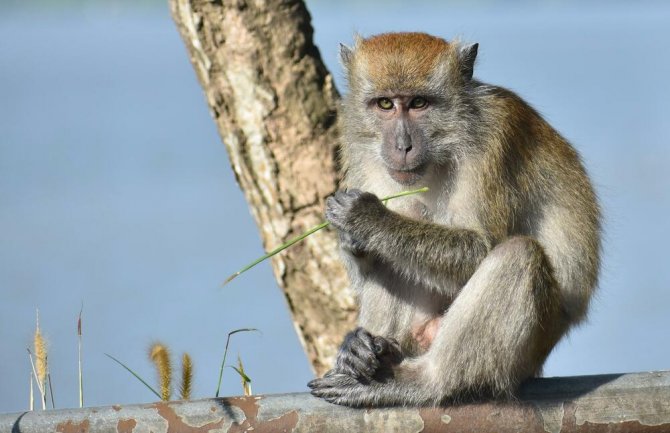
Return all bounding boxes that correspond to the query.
[1,0,669,413]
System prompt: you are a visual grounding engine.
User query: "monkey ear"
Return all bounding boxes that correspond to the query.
[459,43,479,81]
[340,43,354,71]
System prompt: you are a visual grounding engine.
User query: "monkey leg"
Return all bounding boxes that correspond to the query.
[311,236,566,407]
[419,235,566,400]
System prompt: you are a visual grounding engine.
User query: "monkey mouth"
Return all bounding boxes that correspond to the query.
[386,165,426,186]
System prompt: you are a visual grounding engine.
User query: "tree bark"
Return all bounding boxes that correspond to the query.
[169,0,354,375]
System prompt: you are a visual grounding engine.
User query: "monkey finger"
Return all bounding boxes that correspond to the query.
[372,336,401,356]
[353,327,377,348]
[343,189,380,207]
[311,387,346,400]
[308,377,335,391]
[325,198,339,216]
[344,343,380,370]
[336,343,378,373]
[342,188,363,199]
[337,355,377,381]
[372,336,390,355]
[326,195,343,209]
[325,207,346,229]
[311,387,341,400]
[341,327,375,353]
[311,382,369,407]
[308,373,358,392]
[345,337,376,359]
[322,369,338,378]
[308,375,346,390]
[350,328,385,361]
[307,377,325,389]
[386,338,404,363]
[331,191,356,208]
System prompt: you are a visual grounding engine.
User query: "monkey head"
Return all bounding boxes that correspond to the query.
[339,33,479,186]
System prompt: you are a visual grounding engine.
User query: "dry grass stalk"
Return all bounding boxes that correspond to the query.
[29,373,34,411]
[78,306,84,407]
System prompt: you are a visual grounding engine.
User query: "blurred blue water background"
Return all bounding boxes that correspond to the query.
[1,1,669,413]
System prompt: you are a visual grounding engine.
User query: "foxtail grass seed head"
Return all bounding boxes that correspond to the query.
[149,343,172,401]
[180,353,193,400]
[34,313,47,390]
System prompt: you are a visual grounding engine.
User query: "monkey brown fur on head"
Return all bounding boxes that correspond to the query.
[308,32,601,407]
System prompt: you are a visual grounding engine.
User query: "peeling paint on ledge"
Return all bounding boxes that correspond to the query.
[2,371,670,433]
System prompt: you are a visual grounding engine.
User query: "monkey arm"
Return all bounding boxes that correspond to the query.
[367,211,490,288]
[326,190,491,290]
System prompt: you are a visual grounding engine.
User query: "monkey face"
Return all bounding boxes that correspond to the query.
[374,95,431,185]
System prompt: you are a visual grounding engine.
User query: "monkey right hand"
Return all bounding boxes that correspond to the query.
[330,327,403,383]
[326,189,386,256]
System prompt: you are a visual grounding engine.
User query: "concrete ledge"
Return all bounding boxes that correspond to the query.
[2,371,670,432]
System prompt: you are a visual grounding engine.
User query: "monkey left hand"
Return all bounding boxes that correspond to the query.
[308,327,404,406]
[332,327,403,382]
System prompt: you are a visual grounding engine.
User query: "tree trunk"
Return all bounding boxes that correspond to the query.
[169,0,354,375]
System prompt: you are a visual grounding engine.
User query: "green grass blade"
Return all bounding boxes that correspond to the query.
[380,186,429,201]
[215,328,260,398]
[228,366,252,384]
[222,186,429,286]
[223,222,329,285]
[105,353,161,400]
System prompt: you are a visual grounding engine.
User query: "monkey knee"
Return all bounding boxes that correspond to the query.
[475,236,559,309]
[488,237,553,278]
[490,236,544,261]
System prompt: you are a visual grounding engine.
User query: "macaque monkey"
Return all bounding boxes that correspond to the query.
[308,32,601,407]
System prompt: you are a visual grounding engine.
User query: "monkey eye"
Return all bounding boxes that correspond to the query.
[409,97,428,109]
[376,97,394,110]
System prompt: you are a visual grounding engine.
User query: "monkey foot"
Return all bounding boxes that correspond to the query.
[308,373,371,407]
